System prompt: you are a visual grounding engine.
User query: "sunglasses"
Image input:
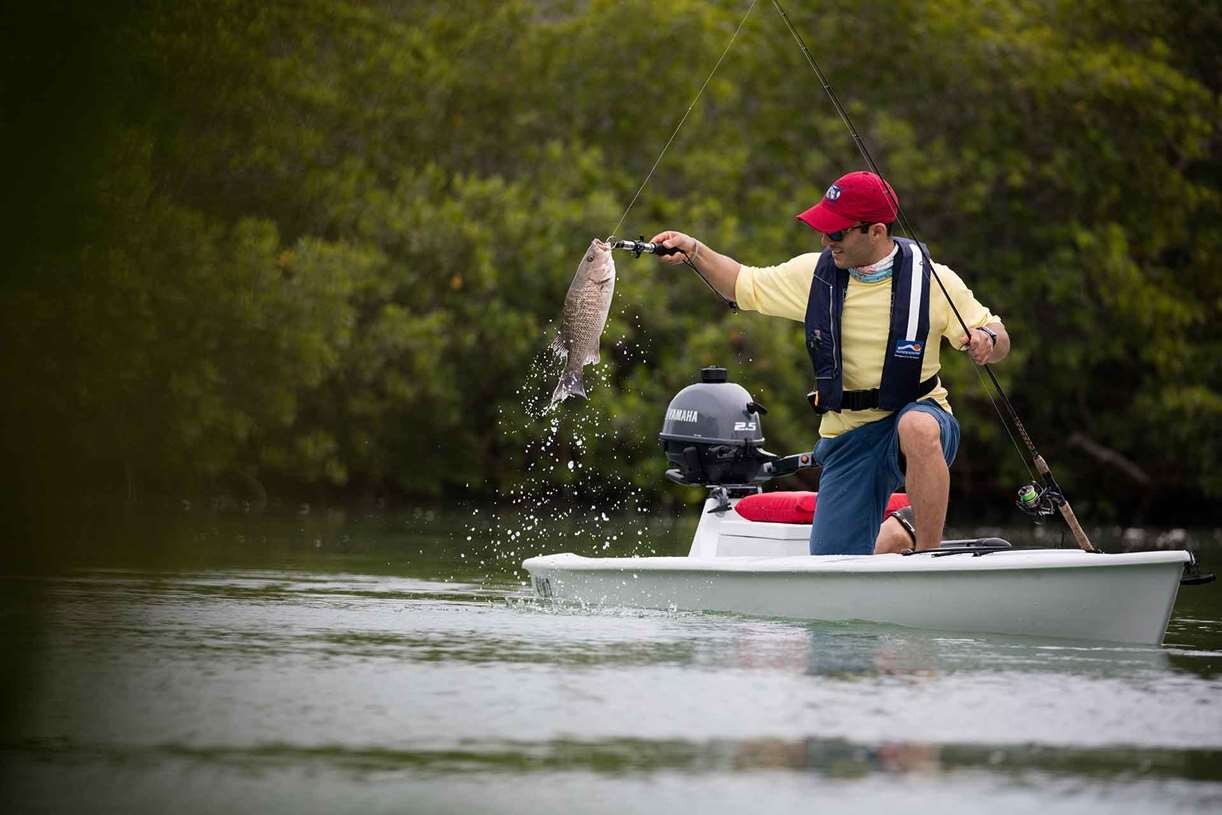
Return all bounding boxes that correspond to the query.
[824,223,870,241]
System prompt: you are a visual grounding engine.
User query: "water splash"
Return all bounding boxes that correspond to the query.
[458,320,671,581]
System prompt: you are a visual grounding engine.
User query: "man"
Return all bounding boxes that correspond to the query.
[651,170,1009,555]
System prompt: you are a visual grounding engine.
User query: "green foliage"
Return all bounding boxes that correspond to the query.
[2,0,1218,524]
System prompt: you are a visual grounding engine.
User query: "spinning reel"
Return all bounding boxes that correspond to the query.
[1015,481,1065,523]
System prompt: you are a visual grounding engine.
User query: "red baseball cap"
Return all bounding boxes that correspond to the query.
[796,171,899,234]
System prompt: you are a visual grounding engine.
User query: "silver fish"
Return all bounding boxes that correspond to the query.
[549,238,616,405]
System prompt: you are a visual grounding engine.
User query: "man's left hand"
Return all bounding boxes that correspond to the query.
[960,327,996,365]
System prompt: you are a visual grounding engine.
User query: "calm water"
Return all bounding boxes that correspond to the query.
[2,507,1220,814]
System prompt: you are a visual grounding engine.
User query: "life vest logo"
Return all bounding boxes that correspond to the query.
[894,340,923,358]
[825,184,842,201]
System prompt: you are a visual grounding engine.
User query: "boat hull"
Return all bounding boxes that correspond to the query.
[522,549,1190,645]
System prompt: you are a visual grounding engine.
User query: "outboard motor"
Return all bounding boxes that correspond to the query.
[659,367,776,486]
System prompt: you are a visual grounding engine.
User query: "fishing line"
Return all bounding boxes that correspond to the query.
[609,0,760,239]
[681,252,737,309]
[971,361,1036,483]
[770,0,1096,551]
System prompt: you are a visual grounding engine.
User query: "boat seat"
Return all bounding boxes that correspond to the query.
[734,491,910,524]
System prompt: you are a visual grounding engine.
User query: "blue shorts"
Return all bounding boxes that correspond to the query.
[809,400,960,555]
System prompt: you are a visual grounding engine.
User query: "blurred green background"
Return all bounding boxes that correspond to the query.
[1,0,1218,545]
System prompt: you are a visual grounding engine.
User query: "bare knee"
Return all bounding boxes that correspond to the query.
[898,411,941,457]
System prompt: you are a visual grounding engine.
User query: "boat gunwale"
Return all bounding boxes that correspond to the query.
[522,549,1192,576]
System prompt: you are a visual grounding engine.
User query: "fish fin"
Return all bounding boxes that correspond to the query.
[548,333,567,359]
[549,370,587,406]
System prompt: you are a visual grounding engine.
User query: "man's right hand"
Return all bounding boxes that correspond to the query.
[648,231,698,265]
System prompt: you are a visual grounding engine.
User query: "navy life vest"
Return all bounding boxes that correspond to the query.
[803,237,935,413]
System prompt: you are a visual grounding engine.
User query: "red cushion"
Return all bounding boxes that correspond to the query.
[733,491,910,524]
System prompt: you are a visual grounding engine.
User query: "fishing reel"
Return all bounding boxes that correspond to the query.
[1015,481,1064,522]
[609,235,737,311]
[609,236,681,258]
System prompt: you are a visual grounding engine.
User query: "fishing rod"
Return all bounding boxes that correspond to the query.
[610,237,738,309]
[770,0,1096,552]
[609,237,679,258]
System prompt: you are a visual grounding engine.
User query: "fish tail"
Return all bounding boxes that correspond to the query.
[549,370,587,406]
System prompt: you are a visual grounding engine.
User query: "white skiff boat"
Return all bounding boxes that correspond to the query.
[524,367,1205,645]
[523,493,1193,645]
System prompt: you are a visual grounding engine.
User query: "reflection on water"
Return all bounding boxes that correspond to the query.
[729,736,1222,782]
[1,508,1221,814]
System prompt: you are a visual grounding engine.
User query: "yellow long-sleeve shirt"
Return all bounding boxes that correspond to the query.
[735,251,998,438]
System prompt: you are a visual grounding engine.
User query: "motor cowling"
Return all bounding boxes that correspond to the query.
[659,367,774,486]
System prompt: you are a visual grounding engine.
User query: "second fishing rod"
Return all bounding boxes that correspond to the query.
[769,0,1096,552]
